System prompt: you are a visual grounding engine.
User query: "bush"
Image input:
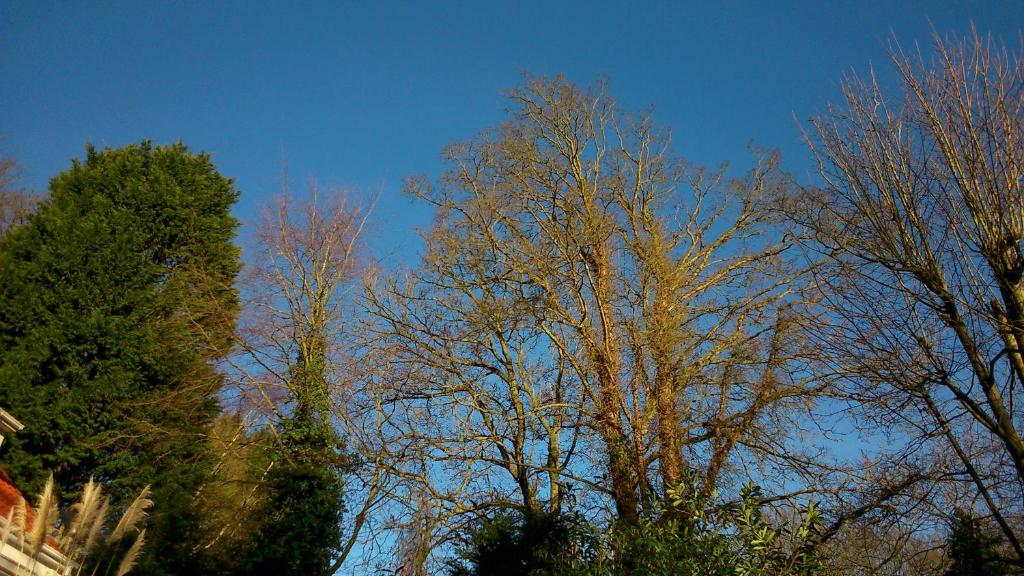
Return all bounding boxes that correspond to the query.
[447,481,822,576]
[236,416,348,576]
[945,510,1013,576]
[447,509,601,576]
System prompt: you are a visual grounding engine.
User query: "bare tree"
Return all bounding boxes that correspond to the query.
[793,29,1024,564]
[227,184,397,572]
[0,157,36,237]
[392,488,441,576]
[370,77,824,535]
[239,187,367,420]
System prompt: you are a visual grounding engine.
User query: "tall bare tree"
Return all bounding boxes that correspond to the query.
[370,77,823,532]
[240,187,367,421]
[793,29,1024,564]
[226,185,398,572]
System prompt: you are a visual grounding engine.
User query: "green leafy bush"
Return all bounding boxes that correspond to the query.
[448,480,822,576]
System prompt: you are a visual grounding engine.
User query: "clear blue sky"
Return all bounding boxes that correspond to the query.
[2,1,1021,262]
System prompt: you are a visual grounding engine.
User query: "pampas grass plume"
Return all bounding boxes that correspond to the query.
[82,496,110,554]
[109,485,152,543]
[0,506,14,554]
[30,473,56,555]
[64,477,103,550]
[114,528,146,576]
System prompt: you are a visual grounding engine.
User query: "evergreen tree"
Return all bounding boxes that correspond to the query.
[447,510,600,576]
[239,415,347,576]
[235,345,351,575]
[946,510,1013,576]
[0,141,241,573]
[232,190,368,574]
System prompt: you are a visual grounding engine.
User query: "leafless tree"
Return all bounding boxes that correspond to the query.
[791,28,1024,565]
[369,77,826,535]
[226,184,399,572]
[0,157,36,237]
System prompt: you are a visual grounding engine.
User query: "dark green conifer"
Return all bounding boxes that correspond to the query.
[946,510,1013,576]
[0,141,241,573]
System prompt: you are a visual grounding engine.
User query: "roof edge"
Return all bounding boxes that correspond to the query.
[0,408,24,436]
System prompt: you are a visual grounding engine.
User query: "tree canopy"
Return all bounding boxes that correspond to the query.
[0,141,241,572]
[0,25,1021,576]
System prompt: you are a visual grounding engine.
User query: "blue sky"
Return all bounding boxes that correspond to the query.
[2,1,1022,263]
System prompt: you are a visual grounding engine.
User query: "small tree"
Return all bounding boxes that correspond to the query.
[946,510,1013,576]
[239,416,346,576]
[447,509,601,576]
[192,414,275,574]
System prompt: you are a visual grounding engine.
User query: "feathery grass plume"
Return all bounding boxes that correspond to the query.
[12,496,27,533]
[109,486,152,543]
[82,496,109,554]
[6,513,26,575]
[12,496,27,555]
[30,473,57,556]
[114,528,145,576]
[6,497,27,573]
[64,477,103,551]
[0,506,14,555]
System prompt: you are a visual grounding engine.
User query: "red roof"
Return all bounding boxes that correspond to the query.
[0,467,62,550]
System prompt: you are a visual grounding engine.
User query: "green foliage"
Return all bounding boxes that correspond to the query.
[0,141,241,573]
[447,481,822,576]
[446,509,601,576]
[238,416,347,576]
[236,463,343,575]
[945,510,1013,576]
[604,482,821,576]
[730,484,821,576]
[193,415,276,574]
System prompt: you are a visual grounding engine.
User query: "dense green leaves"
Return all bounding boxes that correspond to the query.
[945,511,1014,576]
[447,510,601,576]
[447,482,822,576]
[0,141,240,572]
[238,416,348,576]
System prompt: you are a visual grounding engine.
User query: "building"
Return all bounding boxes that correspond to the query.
[0,407,67,576]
